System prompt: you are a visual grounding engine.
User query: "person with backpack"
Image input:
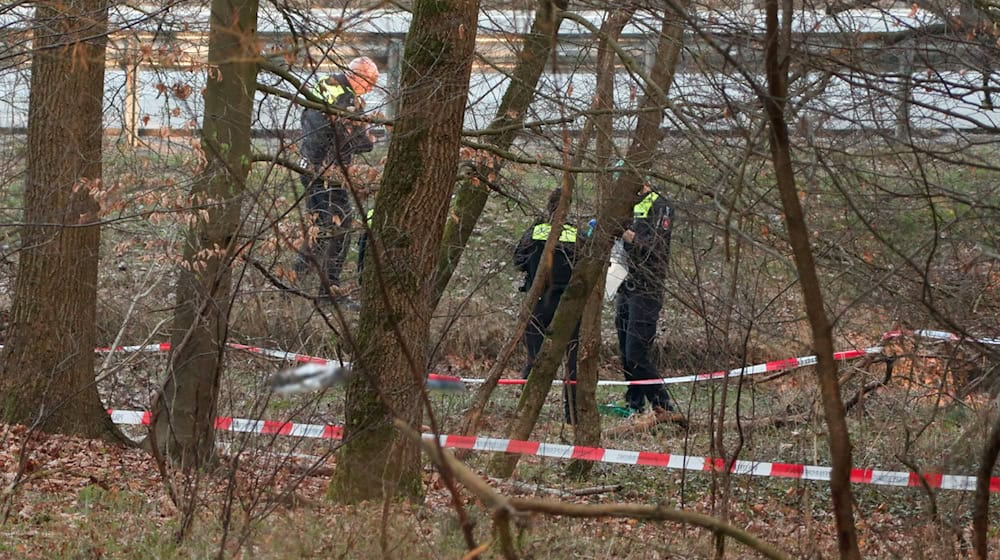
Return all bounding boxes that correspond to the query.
[297,56,379,298]
[514,188,581,424]
[615,180,681,421]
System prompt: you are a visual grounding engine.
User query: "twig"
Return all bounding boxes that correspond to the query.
[973,403,1000,559]
[842,357,894,413]
[508,498,791,560]
[93,317,170,391]
[146,392,178,507]
[494,508,517,560]
[215,443,334,477]
[397,420,791,560]
[0,415,46,527]
[604,409,688,437]
[488,477,622,497]
[461,540,493,560]
[488,477,575,498]
[99,265,164,373]
[752,368,795,384]
[723,412,810,430]
[897,454,940,520]
[490,477,573,498]
[569,484,623,496]
[896,453,970,553]
[243,256,315,300]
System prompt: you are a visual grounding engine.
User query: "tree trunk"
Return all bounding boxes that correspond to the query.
[151,0,259,469]
[567,7,632,479]
[431,0,566,309]
[490,3,689,478]
[972,407,1000,560]
[760,0,861,557]
[893,46,914,142]
[0,0,122,441]
[329,0,480,503]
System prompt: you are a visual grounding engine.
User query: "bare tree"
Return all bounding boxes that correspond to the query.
[151,0,260,468]
[0,0,123,441]
[329,0,481,502]
[490,1,690,477]
[441,0,571,441]
[759,0,860,555]
[567,7,634,476]
[431,0,567,308]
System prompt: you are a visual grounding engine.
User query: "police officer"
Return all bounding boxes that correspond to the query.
[297,56,379,295]
[514,189,581,424]
[615,180,679,417]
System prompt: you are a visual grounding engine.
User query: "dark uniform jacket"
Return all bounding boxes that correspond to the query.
[624,191,673,291]
[300,74,374,174]
[514,222,578,292]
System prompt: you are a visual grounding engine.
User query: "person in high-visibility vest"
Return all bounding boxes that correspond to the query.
[296,56,379,297]
[615,179,681,420]
[513,188,581,424]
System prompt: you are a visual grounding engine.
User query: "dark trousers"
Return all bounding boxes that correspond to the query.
[521,289,581,423]
[298,174,354,287]
[615,285,674,412]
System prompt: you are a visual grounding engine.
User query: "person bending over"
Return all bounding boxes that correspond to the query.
[297,56,379,296]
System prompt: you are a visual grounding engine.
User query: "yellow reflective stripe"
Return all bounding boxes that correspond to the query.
[633,191,659,219]
[531,223,577,242]
[365,208,375,223]
[312,78,346,104]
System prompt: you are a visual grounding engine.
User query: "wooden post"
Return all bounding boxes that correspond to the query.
[385,38,403,127]
[122,59,140,147]
[644,39,657,74]
[894,47,914,142]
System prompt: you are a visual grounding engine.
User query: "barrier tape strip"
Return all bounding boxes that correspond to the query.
[93,342,882,388]
[883,329,1000,347]
[429,347,882,387]
[96,342,336,365]
[108,409,996,493]
[93,328,997,388]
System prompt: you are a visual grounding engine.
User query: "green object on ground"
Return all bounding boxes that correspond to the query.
[598,403,634,418]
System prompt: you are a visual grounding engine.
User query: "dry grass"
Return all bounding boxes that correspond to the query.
[3,331,1000,558]
[3,142,999,558]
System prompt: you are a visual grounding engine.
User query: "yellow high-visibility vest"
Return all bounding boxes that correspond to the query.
[313,78,346,105]
[531,223,578,243]
[633,192,659,219]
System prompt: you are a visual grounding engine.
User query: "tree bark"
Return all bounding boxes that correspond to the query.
[151,0,259,469]
[567,7,633,479]
[973,407,1000,560]
[431,0,566,309]
[0,0,122,441]
[460,5,631,446]
[760,0,861,557]
[403,420,791,560]
[329,0,480,503]
[490,3,689,478]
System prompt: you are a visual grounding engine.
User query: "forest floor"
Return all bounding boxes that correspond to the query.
[4,153,999,557]
[2,325,1000,559]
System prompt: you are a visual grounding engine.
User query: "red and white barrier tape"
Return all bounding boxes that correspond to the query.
[883,329,1000,346]
[93,341,881,387]
[428,347,882,387]
[108,409,996,493]
[93,327,997,389]
[95,342,172,354]
[95,341,345,366]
